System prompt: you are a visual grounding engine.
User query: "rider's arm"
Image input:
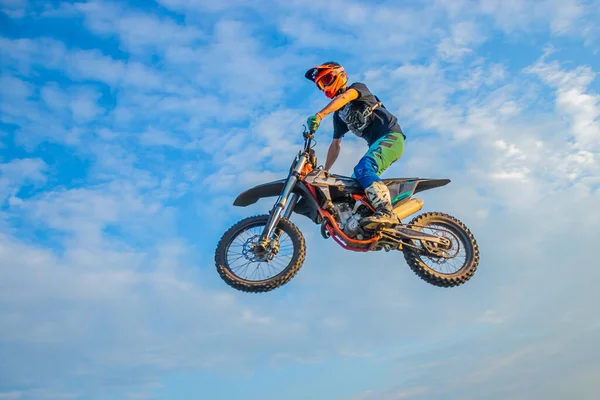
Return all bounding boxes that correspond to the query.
[325,138,342,171]
[315,88,359,120]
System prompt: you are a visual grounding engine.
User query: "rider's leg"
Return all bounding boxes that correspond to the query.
[353,132,405,229]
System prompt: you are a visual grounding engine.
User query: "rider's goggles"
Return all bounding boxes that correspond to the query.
[316,71,336,90]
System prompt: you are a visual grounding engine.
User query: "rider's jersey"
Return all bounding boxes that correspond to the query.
[333,82,404,146]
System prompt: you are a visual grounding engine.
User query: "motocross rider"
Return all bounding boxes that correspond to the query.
[305,61,406,229]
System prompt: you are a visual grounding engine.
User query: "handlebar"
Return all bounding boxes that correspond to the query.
[302,125,315,152]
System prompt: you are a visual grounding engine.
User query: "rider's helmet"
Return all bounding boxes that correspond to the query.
[305,61,348,99]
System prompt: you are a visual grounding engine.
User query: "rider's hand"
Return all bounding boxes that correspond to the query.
[307,114,322,133]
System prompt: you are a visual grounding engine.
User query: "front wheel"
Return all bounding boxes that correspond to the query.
[215,215,306,293]
[403,212,479,288]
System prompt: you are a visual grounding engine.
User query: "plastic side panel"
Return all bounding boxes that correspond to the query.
[389,180,419,207]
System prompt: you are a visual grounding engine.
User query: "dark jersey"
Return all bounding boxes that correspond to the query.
[333,82,404,146]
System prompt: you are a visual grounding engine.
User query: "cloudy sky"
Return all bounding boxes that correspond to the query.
[1,0,599,399]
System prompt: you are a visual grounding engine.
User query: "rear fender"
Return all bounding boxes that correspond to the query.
[414,179,451,194]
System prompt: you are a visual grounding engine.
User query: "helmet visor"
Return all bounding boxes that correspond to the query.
[316,71,336,90]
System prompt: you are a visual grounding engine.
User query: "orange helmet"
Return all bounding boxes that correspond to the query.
[305,61,348,99]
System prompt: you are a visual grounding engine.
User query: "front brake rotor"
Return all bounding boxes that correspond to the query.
[243,235,277,262]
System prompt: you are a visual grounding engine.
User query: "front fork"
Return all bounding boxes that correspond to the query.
[257,154,307,252]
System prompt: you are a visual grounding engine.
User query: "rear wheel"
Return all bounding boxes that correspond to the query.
[403,212,479,288]
[215,215,306,293]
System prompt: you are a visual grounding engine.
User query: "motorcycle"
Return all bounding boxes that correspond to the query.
[215,129,480,293]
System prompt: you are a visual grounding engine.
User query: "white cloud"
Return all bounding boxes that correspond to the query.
[7,158,596,399]
[156,0,260,13]
[548,0,586,34]
[138,127,182,148]
[69,87,104,122]
[0,36,165,91]
[0,393,21,400]
[0,158,47,203]
[480,309,506,324]
[188,19,290,102]
[0,229,312,397]
[273,0,443,64]
[40,83,68,111]
[0,158,47,183]
[437,20,484,61]
[1,1,600,399]
[525,57,600,150]
[74,0,206,54]
[0,74,34,100]
[478,0,588,35]
[0,0,27,18]
[277,17,357,49]
[352,386,432,400]
[66,49,165,90]
[0,75,108,150]
[0,37,67,74]
[65,48,126,85]
[359,45,600,214]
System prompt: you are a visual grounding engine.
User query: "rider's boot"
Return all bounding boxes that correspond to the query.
[361,181,399,229]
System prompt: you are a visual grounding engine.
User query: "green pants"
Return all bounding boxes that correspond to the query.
[353,132,405,188]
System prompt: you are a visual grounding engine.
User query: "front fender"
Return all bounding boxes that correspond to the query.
[233,180,321,223]
[233,179,287,206]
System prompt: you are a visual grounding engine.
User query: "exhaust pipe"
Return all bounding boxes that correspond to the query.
[393,198,424,220]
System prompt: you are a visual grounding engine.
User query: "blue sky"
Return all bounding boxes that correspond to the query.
[1,0,600,399]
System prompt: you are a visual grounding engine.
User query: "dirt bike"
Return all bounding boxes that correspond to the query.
[215,129,480,293]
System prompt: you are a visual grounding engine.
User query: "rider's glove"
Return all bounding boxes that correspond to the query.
[307,114,322,133]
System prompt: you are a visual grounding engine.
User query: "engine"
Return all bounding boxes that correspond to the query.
[333,200,366,238]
